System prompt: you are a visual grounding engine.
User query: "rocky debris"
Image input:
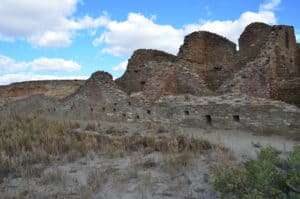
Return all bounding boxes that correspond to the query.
[61,71,131,113]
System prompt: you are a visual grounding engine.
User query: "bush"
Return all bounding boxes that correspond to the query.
[211,145,300,199]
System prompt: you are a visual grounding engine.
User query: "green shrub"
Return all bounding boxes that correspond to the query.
[211,145,300,199]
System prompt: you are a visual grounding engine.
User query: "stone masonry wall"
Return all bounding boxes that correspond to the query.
[115,49,176,94]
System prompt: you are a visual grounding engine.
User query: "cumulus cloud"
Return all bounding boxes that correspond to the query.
[0,0,109,48]
[0,55,81,72]
[94,1,279,56]
[0,73,87,85]
[30,58,81,72]
[0,55,27,72]
[112,61,128,72]
[93,13,182,56]
[28,32,72,48]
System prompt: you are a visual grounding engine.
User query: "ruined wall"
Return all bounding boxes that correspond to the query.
[219,23,300,106]
[0,74,299,139]
[176,31,237,90]
[177,31,236,65]
[295,43,300,74]
[142,66,212,102]
[115,49,176,94]
[238,22,272,62]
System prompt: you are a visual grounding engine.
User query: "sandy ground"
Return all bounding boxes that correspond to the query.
[0,122,298,199]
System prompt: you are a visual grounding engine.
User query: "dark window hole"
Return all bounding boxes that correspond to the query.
[214,66,222,71]
[147,110,151,115]
[114,102,117,106]
[233,115,240,122]
[102,107,106,112]
[140,81,146,85]
[184,110,190,116]
[205,115,212,125]
[128,101,131,106]
[122,113,126,118]
[113,108,116,112]
[285,30,289,49]
[136,115,140,119]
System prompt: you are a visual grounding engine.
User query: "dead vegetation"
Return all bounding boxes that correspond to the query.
[0,116,225,198]
[0,116,219,167]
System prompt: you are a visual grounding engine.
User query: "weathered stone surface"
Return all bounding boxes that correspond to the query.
[143,66,212,102]
[115,49,176,94]
[238,22,272,62]
[62,71,129,108]
[296,43,300,74]
[177,31,236,65]
[176,31,237,90]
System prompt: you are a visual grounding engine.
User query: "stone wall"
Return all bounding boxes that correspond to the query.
[177,31,236,66]
[296,43,300,74]
[115,49,176,94]
[218,23,300,106]
[238,22,272,62]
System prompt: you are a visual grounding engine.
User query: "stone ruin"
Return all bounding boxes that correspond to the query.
[0,22,299,138]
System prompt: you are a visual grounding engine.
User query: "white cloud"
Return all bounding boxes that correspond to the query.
[0,0,109,48]
[0,73,87,85]
[30,58,81,72]
[259,0,281,11]
[296,34,300,42]
[93,13,183,56]
[0,55,81,72]
[94,5,278,56]
[0,55,28,72]
[112,61,128,72]
[28,31,72,48]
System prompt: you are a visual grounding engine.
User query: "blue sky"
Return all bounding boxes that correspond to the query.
[0,0,299,85]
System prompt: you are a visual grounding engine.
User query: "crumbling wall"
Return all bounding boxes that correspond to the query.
[177,31,236,65]
[142,66,212,102]
[238,22,271,62]
[115,49,176,94]
[218,23,300,106]
[295,43,300,75]
[176,31,237,90]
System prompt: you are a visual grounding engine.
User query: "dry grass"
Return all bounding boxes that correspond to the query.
[0,116,101,180]
[0,115,218,182]
[86,168,107,192]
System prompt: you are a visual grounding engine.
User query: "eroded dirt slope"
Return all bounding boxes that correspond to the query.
[0,80,85,107]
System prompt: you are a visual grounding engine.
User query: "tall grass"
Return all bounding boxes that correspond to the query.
[0,116,99,180]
